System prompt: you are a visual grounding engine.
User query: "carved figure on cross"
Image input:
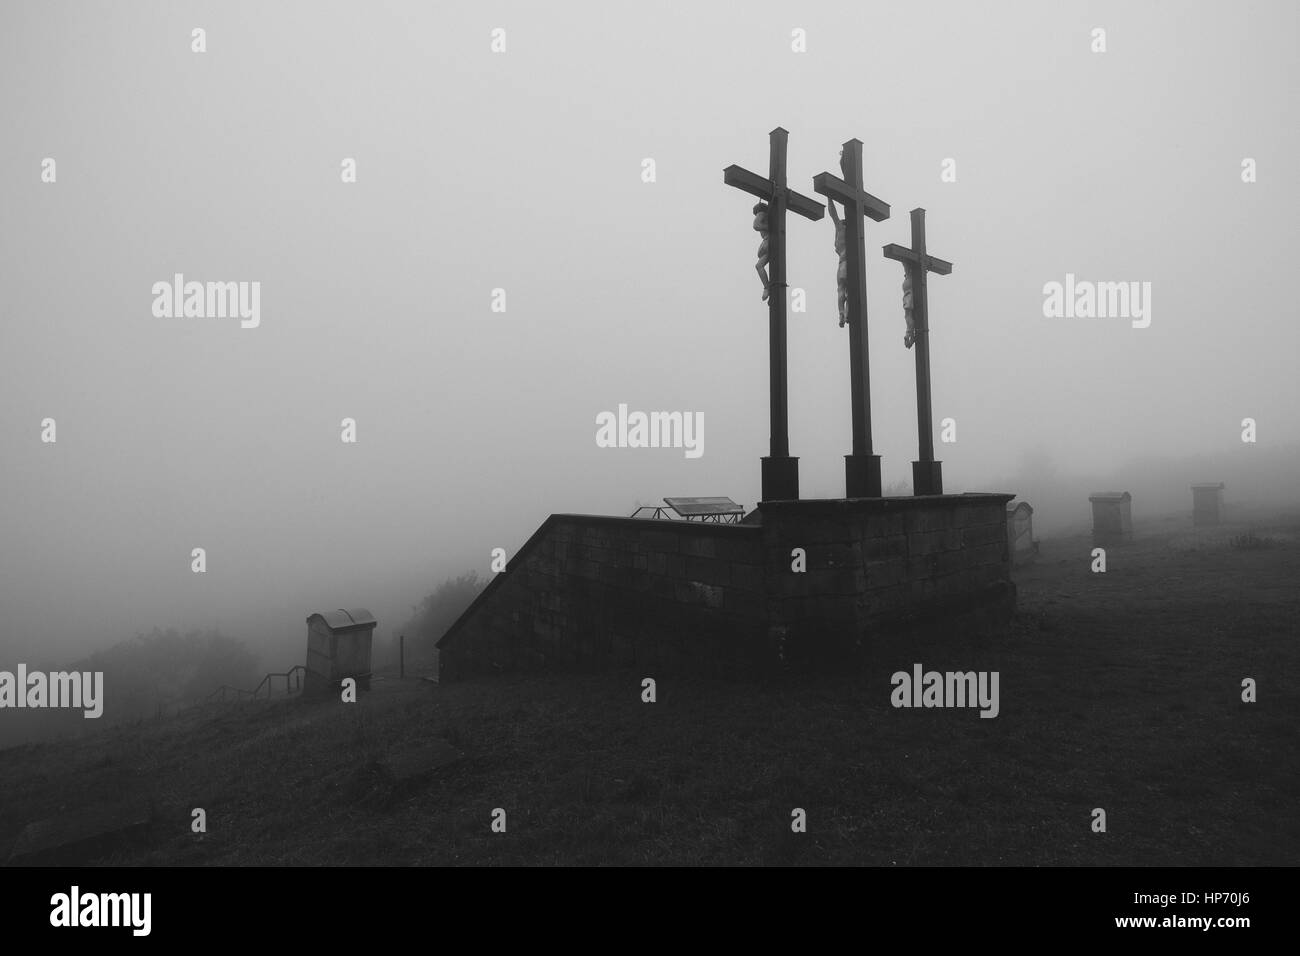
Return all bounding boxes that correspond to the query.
[902,271,916,348]
[827,201,849,327]
[752,202,771,301]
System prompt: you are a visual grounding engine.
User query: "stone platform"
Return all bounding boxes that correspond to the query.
[436,494,1016,678]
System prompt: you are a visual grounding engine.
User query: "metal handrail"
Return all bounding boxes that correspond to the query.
[205,665,305,704]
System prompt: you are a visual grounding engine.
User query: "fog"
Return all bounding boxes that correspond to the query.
[1,2,1296,685]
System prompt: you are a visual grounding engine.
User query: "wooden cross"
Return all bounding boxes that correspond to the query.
[813,139,891,498]
[724,127,824,502]
[883,208,953,496]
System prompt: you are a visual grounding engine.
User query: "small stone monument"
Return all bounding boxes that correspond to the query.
[1006,499,1038,565]
[1191,483,1225,526]
[305,608,377,696]
[1089,491,1132,544]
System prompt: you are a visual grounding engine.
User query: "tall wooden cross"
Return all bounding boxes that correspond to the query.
[883,208,953,496]
[724,127,824,502]
[813,139,891,498]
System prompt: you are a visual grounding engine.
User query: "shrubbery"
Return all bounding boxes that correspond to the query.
[73,627,262,719]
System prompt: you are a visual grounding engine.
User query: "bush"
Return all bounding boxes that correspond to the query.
[401,571,487,656]
[70,627,261,722]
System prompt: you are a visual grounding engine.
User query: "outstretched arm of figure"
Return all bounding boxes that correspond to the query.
[827,200,841,228]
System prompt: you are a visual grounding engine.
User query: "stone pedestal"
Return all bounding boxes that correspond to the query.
[761,456,800,502]
[912,460,944,496]
[438,493,1019,679]
[845,453,882,498]
[1191,483,1224,526]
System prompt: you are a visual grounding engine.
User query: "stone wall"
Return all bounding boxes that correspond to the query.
[436,516,769,680]
[437,494,1016,679]
[757,495,1016,667]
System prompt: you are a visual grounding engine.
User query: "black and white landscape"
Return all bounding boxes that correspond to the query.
[0,1,1296,901]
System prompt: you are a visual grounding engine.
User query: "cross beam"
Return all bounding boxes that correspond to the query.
[812,139,891,498]
[883,207,953,495]
[724,127,824,502]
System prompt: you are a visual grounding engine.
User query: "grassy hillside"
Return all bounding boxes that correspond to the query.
[2,511,1297,866]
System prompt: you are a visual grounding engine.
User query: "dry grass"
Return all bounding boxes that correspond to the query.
[2,514,1297,866]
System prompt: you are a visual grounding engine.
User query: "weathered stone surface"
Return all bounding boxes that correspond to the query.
[686,556,731,587]
[437,497,1016,679]
[727,562,764,593]
[862,534,907,561]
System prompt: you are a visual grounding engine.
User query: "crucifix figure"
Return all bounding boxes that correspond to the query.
[752,202,771,301]
[725,128,824,502]
[826,201,848,326]
[813,140,891,498]
[902,271,916,347]
[883,208,953,496]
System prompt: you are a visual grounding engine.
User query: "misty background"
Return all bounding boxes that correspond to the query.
[1,2,1296,726]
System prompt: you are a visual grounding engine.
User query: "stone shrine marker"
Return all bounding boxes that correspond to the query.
[725,127,824,502]
[1191,483,1225,526]
[883,208,953,496]
[813,140,891,498]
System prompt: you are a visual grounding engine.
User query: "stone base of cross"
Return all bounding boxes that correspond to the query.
[912,460,943,497]
[762,456,801,502]
[846,454,883,500]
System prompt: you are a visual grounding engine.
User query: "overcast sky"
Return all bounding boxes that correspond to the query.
[2,0,1296,664]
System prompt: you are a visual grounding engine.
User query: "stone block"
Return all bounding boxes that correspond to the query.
[864,558,908,589]
[724,587,768,617]
[862,512,906,537]
[907,553,941,579]
[961,522,1006,547]
[954,504,1001,528]
[862,584,908,615]
[728,562,764,593]
[778,594,857,628]
[681,535,721,558]
[715,535,763,563]
[801,567,863,595]
[671,580,717,608]
[686,556,730,587]
[968,542,1009,566]
[862,534,907,561]
[904,507,954,533]
[910,530,947,556]
[767,517,848,546]
[665,553,687,578]
[809,541,859,568]
[642,530,681,552]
